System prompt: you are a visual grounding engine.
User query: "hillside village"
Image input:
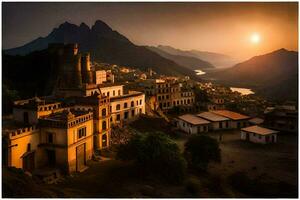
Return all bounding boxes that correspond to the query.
[2,43,298,197]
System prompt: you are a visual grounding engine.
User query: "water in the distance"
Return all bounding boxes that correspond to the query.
[230,87,254,95]
[195,69,206,75]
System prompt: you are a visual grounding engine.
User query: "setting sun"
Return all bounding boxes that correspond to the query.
[250,33,261,44]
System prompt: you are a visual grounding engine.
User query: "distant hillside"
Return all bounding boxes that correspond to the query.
[157,45,238,68]
[147,46,214,70]
[205,48,298,101]
[4,20,199,79]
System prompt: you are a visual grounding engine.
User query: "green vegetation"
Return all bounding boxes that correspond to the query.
[184,135,221,171]
[193,87,209,103]
[2,167,58,197]
[2,84,20,114]
[116,132,187,183]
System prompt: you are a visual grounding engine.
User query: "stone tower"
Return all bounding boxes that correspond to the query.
[51,43,84,97]
[81,52,94,84]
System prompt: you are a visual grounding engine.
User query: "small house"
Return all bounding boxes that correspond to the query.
[197,111,230,131]
[176,114,210,134]
[211,110,250,129]
[241,125,278,144]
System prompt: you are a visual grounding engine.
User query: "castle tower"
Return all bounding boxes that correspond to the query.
[81,52,94,84]
[51,43,84,97]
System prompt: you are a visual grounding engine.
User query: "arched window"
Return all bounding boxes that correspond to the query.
[131,101,134,107]
[124,102,128,108]
[102,121,107,130]
[102,108,106,117]
[116,104,120,110]
[102,134,107,147]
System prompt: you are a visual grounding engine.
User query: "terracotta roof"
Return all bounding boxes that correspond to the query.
[242,125,278,135]
[249,117,264,124]
[178,114,210,125]
[197,112,229,122]
[212,110,250,120]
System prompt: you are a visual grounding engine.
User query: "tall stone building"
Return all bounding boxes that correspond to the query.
[144,78,195,112]
[3,43,145,175]
[50,43,94,97]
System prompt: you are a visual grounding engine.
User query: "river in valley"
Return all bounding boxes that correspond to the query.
[230,87,254,95]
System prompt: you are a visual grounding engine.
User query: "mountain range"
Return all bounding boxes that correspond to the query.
[3,20,298,102]
[4,20,201,79]
[204,48,298,101]
[156,45,238,68]
[146,46,214,70]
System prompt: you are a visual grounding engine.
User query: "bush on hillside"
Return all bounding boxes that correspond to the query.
[116,132,187,183]
[184,135,221,171]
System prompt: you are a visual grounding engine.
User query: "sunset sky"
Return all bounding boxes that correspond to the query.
[2,2,298,60]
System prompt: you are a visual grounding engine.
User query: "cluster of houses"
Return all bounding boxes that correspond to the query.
[143,77,195,112]
[175,110,279,144]
[2,44,145,175]
[2,43,298,180]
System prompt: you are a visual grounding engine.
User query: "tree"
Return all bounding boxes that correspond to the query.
[184,135,221,171]
[194,87,209,103]
[3,84,20,114]
[117,132,187,183]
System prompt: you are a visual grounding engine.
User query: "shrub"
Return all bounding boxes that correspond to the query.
[117,132,187,183]
[185,177,201,195]
[184,135,221,171]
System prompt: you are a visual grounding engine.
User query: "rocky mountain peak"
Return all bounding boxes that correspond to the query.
[91,20,112,33]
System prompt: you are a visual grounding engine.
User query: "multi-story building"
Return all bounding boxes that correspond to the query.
[109,90,145,124]
[3,98,94,173]
[83,83,145,125]
[3,43,146,174]
[94,70,115,85]
[144,79,195,111]
[51,42,145,126]
[264,105,298,133]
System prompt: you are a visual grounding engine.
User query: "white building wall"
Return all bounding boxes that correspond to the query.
[110,93,145,124]
[99,85,124,97]
[228,120,249,129]
[95,70,107,84]
[177,119,209,134]
[210,121,230,131]
[240,131,277,144]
